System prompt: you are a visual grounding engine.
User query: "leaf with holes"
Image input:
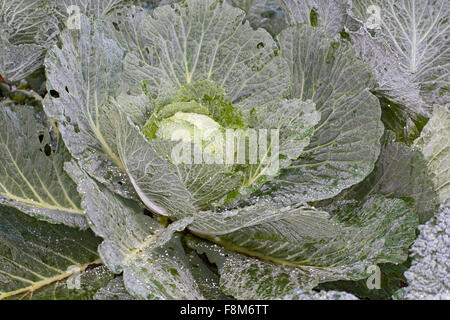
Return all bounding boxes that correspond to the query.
[0,103,86,228]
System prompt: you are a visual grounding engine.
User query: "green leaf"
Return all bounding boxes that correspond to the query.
[186,236,322,299]
[395,202,450,300]
[281,0,349,36]
[6,265,115,300]
[414,105,450,204]
[109,0,290,111]
[0,206,101,300]
[0,104,87,228]
[65,160,219,299]
[190,195,417,299]
[379,96,428,145]
[44,15,135,199]
[214,196,415,269]
[350,0,450,108]
[318,262,409,300]
[94,276,136,300]
[184,248,230,300]
[333,131,439,223]
[270,24,383,203]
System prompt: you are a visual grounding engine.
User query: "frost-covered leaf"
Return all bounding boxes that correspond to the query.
[349,29,429,119]
[55,0,130,18]
[269,24,383,203]
[350,0,450,108]
[187,237,321,299]
[137,0,179,9]
[7,265,115,300]
[0,206,101,300]
[100,5,151,64]
[66,161,219,300]
[44,15,135,199]
[0,104,87,228]
[414,105,450,204]
[189,195,417,299]
[334,131,439,223]
[94,276,136,300]
[184,248,230,300]
[227,0,288,36]
[115,93,154,128]
[215,196,416,270]
[0,0,56,45]
[0,0,128,83]
[281,0,349,36]
[109,0,289,111]
[318,262,409,300]
[0,0,58,82]
[0,43,47,84]
[280,289,359,300]
[395,202,450,300]
[249,99,320,167]
[191,200,319,235]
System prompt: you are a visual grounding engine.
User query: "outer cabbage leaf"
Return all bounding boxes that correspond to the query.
[187,237,321,299]
[349,29,429,120]
[109,0,290,111]
[6,265,115,300]
[350,0,450,108]
[332,131,439,223]
[96,253,227,300]
[65,161,222,300]
[190,200,318,236]
[270,24,383,203]
[227,0,288,36]
[280,0,349,37]
[44,15,135,199]
[395,202,450,300]
[318,262,409,300]
[0,104,87,228]
[143,1,288,39]
[190,195,417,299]
[0,206,101,300]
[137,0,179,9]
[280,289,358,300]
[414,105,450,204]
[0,0,58,82]
[94,276,136,300]
[213,196,416,270]
[0,0,130,82]
[0,42,47,84]
[249,99,320,168]
[55,0,130,18]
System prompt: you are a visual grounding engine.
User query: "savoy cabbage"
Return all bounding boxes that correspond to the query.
[0,0,448,300]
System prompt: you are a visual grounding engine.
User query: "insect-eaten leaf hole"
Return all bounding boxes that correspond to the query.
[50,90,60,98]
